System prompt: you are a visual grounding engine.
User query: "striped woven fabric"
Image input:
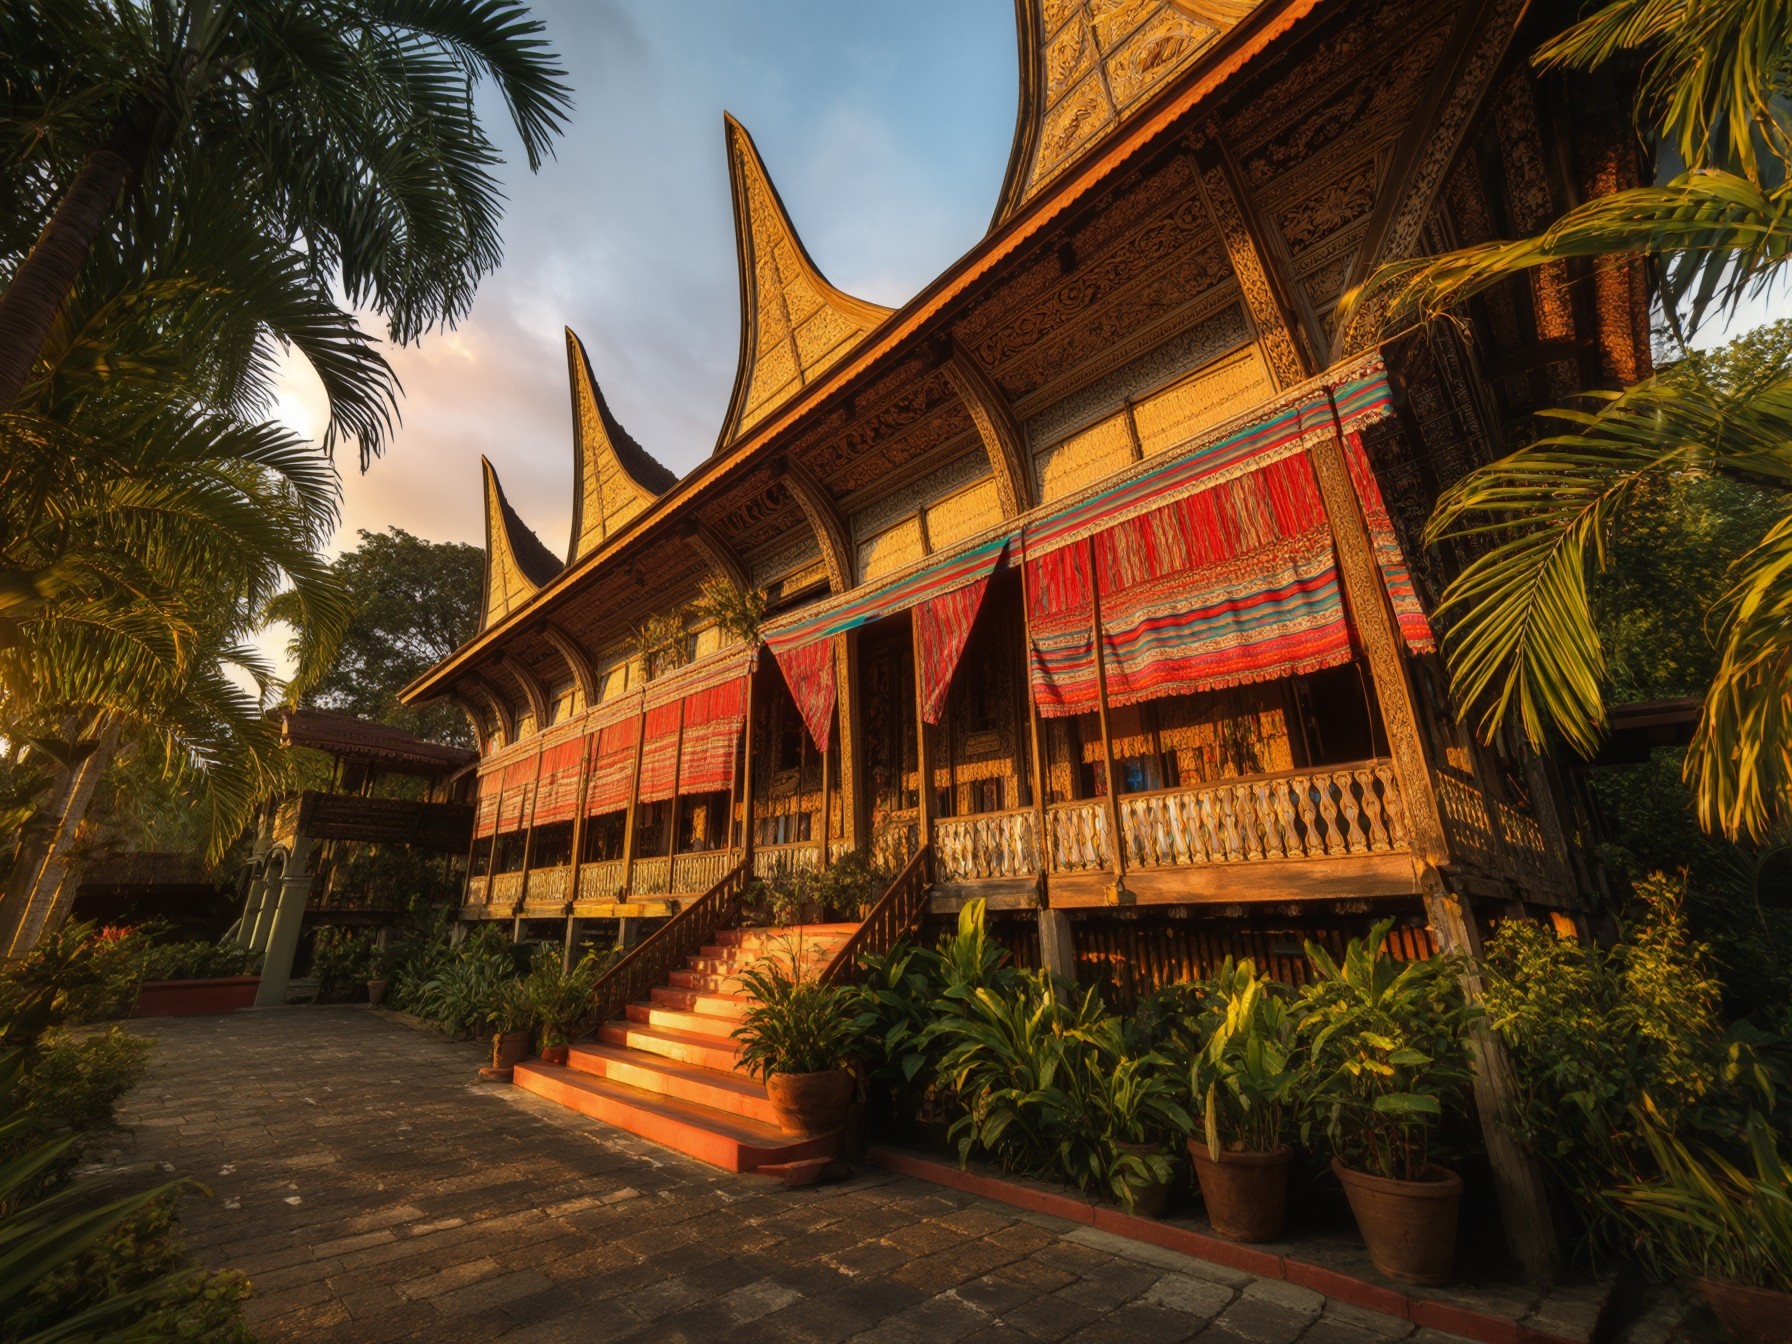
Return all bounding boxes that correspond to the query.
[1341,429,1434,653]
[771,639,838,752]
[585,716,640,816]
[495,754,538,832]
[636,701,684,805]
[474,787,501,839]
[915,570,995,725]
[677,677,748,796]
[531,738,586,825]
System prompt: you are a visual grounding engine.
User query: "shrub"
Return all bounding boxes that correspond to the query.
[732,963,862,1079]
[309,928,383,999]
[1188,958,1299,1159]
[12,1028,152,1137]
[1298,919,1479,1182]
[523,946,612,1048]
[138,940,258,983]
[403,926,524,1037]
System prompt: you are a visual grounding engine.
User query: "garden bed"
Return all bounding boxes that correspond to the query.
[868,1145,1616,1344]
[132,975,261,1017]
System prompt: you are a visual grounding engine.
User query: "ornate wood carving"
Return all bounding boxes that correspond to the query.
[1334,0,1526,358]
[776,456,854,593]
[942,338,1032,516]
[685,522,752,596]
[463,673,516,747]
[445,691,491,754]
[496,655,550,732]
[539,623,598,706]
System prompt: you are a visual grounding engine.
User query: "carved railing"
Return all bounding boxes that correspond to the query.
[488,871,524,906]
[1493,801,1559,892]
[584,862,750,1030]
[871,818,921,872]
[576,859,626,902]
[1434,767,1500,874]
[464,873,490,905]
[753,842,824,884]
[934,809,1040,882]
[524,865,570,905]
[1119,761,1407,868]
[671,850,734,895]
[820,845,932,987]
[1047,800,1112,872]
[630,855,671,896]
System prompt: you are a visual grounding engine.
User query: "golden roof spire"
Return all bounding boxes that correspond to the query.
[714,114,894,454]
[564,328,676,563]
[991,0,1264,228]
[479,456,562,632]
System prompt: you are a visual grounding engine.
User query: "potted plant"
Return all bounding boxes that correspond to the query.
[1298,920,1479,1285]
[1616,1106,1792,1344]
[1094,1048,1192,1219]
[732,962,861,1137]
[524,947,604,1066]
[132,940,263,1017]
[1186,957,1301,1242]
[478,979,535,1082]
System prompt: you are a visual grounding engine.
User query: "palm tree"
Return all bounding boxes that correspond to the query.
[0,0,572,461]
[1347,0,1792,842]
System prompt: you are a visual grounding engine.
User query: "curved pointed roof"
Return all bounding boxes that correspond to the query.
[478,457,562,632]
[991,0,1265,228]
[564,328,677,563]
[713,114,894,455]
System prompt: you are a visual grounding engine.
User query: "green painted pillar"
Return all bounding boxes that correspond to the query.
[253,836,315,1009]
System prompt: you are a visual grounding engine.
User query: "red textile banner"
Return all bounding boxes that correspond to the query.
[585,717,639,816]
[915,574,994,725]
[474,783,501,838]
[677,677,747,796]
[770,639,837,753]
[531,738,586,825]
[495,753,539,832]
[636,701,684,805]
[1341,430,1434,654]
[1025,453,1355,717]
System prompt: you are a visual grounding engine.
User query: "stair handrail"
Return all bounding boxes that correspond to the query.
[819,844,932,987]
[581,860,750,1031]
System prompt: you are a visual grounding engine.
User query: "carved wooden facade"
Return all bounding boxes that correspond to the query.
[404,0,1646,934]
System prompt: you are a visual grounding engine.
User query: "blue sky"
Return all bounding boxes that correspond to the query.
[274,0,1020,562]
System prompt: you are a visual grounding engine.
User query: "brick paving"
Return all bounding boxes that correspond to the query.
[116,1008,1480,1344]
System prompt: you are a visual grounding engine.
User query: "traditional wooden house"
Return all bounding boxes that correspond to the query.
[400,0,1645,1222]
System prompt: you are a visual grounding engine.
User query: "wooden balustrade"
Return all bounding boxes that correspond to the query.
[934,809,1040,883]
[820,846,932,987]
[585,862,750,1029]
[464,874,489,905]
[524,865,570,905]
[1047,800,1111,872]
[671,850,734,895]
[1493,801,1557,890]
[1433,768,1500,873]
[1118,760,1407,869]
[631,855,671,896]
[870,819,921,873]
[488,871,524,906]
[576,860,626,902]
[752,843,823,884]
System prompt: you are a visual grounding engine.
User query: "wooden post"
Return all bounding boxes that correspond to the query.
[1018,540,1052,904]
[619,700,648,895]
[911,612,934,852]
[1085,537,1127,889]
[1037,908,1077,983]
[816,709,834,871]
[738,665,758,865]
[664,701,687,891]
[515,743,546,918]
[562,917,582,973]
[566,731,596,909]
[835,632,865,853]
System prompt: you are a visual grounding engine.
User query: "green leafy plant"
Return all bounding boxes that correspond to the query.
[689,577,769,646]
[309,928,383,999]
[481,976,536,1037]
[406,926,523,1037]
[801,851,891,923]
[732,962,862,1080]
[1188,958,1300,1159]
[522,946,612,1048]
[630,610,690,681]
[1615,1105,1792,1291]
[11,1029,153,1139]
[138,940,259,983]
[1299,920,1479,1182]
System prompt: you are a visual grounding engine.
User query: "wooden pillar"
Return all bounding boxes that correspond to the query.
[253,834,316,1008]
[566,731,596,909]
[1019,535,1052,903]
[1037,908,1077,983]
[664,701,687,893]
[835,632,865,853]
[1085,536,1127,889]
[911,613,934,850]
[515,743,546,916]
[816,710,834,871]
[562,917,582,973]
[738,665,759,864]
[619,701,648,894]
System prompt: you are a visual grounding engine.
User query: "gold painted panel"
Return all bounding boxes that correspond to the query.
[857,516,928,582]
[924,478,1004,552]
[1034,412,1135,503]
[1131,346,1272,457]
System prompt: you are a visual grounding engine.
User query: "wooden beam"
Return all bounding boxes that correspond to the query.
[776,456,854,593]
[539,623,598,706]
[943,339,1032,516]
[1334,0,1526,358]
[835,633,864,852]
[462,673,515,746]
[685,522,752,595]
[445,691,490,753]
[1085,536,1129,891]
[496,654,550,731]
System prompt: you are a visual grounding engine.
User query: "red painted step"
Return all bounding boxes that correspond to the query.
[648,985,753,1018]
[598,1019,744,1072]
[563,1043,780,1126]
[623,1002,741,1039]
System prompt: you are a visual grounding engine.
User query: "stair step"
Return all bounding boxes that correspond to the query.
[667,969,751,993]
[513,1064,836,1173]
[624,1002,742,1040]
[599,1020,743,1072]
[714,923,859,947]
[564,1043,778,1125]
[649,986,752,1018]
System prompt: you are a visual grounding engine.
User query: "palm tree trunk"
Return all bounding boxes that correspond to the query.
[0,108,154,412]
[0,718,119,958]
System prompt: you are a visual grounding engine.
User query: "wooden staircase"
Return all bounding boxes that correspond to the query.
[513,923,859,1172]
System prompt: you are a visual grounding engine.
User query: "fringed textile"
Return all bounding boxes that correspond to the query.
[636,701,684,805]
[474,785,500,838]
[770,639,837,753]
[585,716,640,816]
[915,572,994,725]
[1341,429,1434,654]
[495,754,539,832]
[531,738,585,825]
[677,676,748,796]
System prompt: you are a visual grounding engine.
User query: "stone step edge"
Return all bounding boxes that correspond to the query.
[864,1146,1607,1344]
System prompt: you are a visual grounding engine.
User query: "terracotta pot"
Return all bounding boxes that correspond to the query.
[133,976,260,1018]
[366,978,389,1007]
[765,1068,853,1137]
[1695,1277,1792,1344]
[539,1043,570,1067]
[483,1029,531,1082]
[1115,1140,1172,1220]
[1332,1158,1462,1285]
[1189,1141,1293,1243]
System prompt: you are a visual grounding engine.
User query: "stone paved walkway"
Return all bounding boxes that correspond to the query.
[118,1009,1477,1344]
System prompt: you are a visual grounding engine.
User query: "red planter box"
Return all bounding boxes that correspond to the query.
[133,976,261,1018]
